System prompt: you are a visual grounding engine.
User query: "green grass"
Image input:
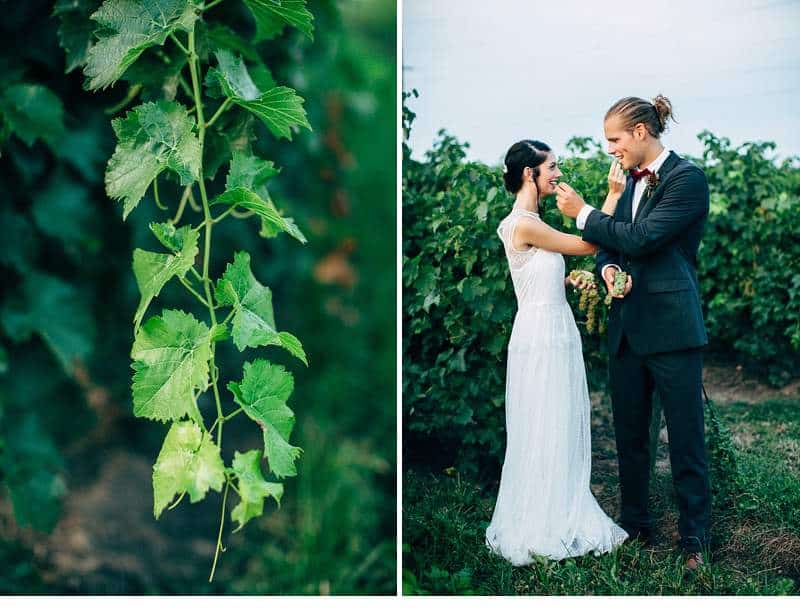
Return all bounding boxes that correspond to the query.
[403,397,800,595]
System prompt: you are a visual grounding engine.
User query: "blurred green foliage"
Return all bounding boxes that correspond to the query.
[0,0,395,595]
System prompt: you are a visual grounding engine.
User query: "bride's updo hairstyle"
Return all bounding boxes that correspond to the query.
[502,140,551,194]
[605,94,676,137]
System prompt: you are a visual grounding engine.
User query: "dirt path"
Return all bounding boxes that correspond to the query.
[703,362,800,405]
[3,447,226,594]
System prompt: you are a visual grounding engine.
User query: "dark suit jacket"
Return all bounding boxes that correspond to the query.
[584,151,709,356]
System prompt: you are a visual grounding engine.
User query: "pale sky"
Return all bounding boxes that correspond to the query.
[403,0,800,164]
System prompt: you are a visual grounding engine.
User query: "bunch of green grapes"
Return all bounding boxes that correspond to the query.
[569,270,604,334]
[603,270,629,305]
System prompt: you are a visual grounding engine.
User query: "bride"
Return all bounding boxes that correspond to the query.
[484,139,628,565]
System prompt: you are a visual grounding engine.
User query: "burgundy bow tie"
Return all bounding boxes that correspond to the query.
[630,167,654,182]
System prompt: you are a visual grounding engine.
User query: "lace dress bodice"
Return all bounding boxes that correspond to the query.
[496,208,567,308]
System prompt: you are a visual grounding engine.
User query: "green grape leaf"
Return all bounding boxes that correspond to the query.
[226,150,279,191]
[212,187,307,244]
[53,0,99,74]
[152,421,225,518]
[106,100,200,219]
[243,0,314,41]
[230,449,283,531]
[236,87,311,141]
[0,84,66,147]
[209,50,311,140]
[83,0,199,90]
[131,309,211,422]
[215,251,307,363]
[121,46,188,102]
[211,50,261,100]
[228,359,302,478]
[0,272,95,374]
[132,223,199,331]
[199,23,259,61]
[275,331,307,366]
[203,113,255,180]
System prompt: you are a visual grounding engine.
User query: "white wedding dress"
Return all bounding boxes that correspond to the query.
[484,207,628,565]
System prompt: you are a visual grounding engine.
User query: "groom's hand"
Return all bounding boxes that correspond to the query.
[602,267,633,298]
[555,183,586,219]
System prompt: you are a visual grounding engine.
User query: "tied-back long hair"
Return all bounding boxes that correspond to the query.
[605,95,676,137]
[502,140,552,203]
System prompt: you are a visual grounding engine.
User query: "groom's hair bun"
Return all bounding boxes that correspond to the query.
[503,140,551,194]
[606,94,676,137]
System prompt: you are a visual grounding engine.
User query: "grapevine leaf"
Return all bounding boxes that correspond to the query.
[83,0,199,90]
[212,187,307,244]
[0,272,95,374]
[211,50,261,100]
[228,360,302,478]
[53,0,98,74]
[215,251,307,363]
[121,46,188,102]
[275,331,308,366]
[0,84,65,147]
[199,23,259,61]
[132,223,199,330]
[106,100,201,219]
[131,309,211,422]
[230,449,283,531]
[242,0,314,41]
[236,87,311,141]
[209,50,311,140]
[152,421,225,518]
[203,113,256,179]
[226,150,279,191]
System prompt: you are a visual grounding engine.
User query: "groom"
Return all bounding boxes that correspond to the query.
[555,96,711,570]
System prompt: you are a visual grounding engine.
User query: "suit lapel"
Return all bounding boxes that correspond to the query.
[633,151,681,223]
[620,178,635,222]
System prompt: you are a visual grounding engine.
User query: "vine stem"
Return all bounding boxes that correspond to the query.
[105,83,142,115]
[169,32,189,55]
[208,406,243,435]
[206,98,232,129]
[204,0,227,11]
[153,176,167,210]
[208,480,229,583]
[171,185,192,225]
[179,276,210,308]
[187,28,226,448]
[187,186,202,211]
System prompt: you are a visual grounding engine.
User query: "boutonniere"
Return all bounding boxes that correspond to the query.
[644,172,660,198]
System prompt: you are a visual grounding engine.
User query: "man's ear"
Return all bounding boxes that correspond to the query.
[633,123,647,140]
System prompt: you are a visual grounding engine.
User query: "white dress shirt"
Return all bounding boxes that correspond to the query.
[576,147,671,277]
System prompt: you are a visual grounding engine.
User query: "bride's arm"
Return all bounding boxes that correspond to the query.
[513,216,597,256]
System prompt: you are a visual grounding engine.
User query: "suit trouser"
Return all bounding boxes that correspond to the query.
[609,335,711,552]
